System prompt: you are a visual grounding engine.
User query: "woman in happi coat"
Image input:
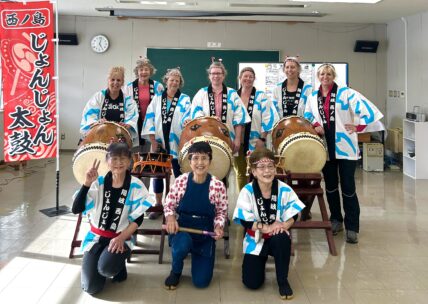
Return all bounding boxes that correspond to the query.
[272,56,313,119]
[80,66,138,145]
[72,142,154,294]
[125,57,164,148]
[273,56,314,220]
[234,67,279,192]
[142,68,191,219]
[190,60,250,156]
[304,63,383,244]
[233,147,305,300]
[163,141,228,290]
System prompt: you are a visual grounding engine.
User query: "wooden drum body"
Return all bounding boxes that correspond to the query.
[73,122,132,184]
[272,116,326,173]
[179,117,233,179]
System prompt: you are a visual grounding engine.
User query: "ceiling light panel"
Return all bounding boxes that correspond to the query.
[229,3,309,8]
[289,0,381,3]
[117,0,197,5]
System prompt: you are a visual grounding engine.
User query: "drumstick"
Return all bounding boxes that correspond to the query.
[161,225,217,237]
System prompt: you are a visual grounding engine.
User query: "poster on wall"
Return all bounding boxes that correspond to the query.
[0,1,56,162]
[238,62,349,100]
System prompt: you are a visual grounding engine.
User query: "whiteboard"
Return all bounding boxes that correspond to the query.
[238,62,348,100]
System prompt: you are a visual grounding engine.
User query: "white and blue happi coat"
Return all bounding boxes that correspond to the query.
[74,175,155,253]
[124,79,164,102]
[232,180,305,255]
[141,93,191,159]
[246,90,279,152]
[80,89,139,145]
[191,86,251,144]
[272,80,312,118]
[304,84,383,160]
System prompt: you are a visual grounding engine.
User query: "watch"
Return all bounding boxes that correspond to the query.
[90,35,109,53]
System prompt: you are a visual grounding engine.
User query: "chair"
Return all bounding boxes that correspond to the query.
[69,170,171,262]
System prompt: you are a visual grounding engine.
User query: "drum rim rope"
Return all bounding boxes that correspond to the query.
[72,143,109,163]
[179,135,233,165]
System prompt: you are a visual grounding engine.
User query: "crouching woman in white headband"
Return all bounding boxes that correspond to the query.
[233,147,305,300]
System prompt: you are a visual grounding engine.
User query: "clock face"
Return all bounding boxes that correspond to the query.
[91,35,109,53]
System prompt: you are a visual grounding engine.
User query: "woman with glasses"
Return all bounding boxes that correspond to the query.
[163,141,228,289]
[190,60,250,155]
[272,56,312,118]
[234,67,279,191]
[72,142,154,295]
[233,147,304,300]
[304,63,383,244]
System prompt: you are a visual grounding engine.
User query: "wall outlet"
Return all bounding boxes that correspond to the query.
[61,133,65,140]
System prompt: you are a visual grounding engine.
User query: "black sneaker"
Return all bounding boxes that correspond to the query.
[346,230,359,244]
[331,220,344,235]
[165,271,181,290]
[112,266,127,283]
[279,280,294,300]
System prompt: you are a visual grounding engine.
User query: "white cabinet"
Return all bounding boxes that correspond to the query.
[403,119,428,179]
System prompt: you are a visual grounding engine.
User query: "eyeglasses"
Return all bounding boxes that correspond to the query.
[209,72,224,76]
[255,164,275,171]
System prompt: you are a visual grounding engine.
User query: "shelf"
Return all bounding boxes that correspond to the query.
[403,154,415,161]
[403,172,416,179]
[402,119,428,179]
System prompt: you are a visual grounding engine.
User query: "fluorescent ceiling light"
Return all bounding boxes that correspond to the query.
[290,0,381,3]
[117,0,197,5]
[97,7,326,18]
[140,1,167,4]
[229,3,309,8]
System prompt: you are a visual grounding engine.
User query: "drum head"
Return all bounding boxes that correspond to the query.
[278,133,327,173]
[73,144,109,185]
[179,136,232,180]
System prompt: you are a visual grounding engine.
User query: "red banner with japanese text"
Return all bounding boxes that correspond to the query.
[0,1,56,162]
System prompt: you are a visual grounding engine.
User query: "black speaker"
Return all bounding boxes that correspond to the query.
[54,33,78,45]
[354,40,379,53]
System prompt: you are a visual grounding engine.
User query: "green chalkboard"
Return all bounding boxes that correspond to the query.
[147,48,280,97]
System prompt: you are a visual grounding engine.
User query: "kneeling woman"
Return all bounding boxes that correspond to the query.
[233,148,305,300]
[72,142,154,294]
[163,141,228,289]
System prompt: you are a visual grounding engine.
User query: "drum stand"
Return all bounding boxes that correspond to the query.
[128,170,171,264]
[68,170,170,263]
[277,172,337,256]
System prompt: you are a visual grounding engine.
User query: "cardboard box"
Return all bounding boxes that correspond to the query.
[363,143,384,171]
[385,128,403,153]
[358,133,371,143]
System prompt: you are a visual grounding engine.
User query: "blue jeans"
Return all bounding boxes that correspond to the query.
[81,242,130,294]
[170,232,215,288]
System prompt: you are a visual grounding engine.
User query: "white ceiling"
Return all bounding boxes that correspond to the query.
[57,0,428,23]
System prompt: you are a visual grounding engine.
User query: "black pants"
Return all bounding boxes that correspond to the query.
[81,242,130,295]
[322,159,360,232]
[242,233,291,289]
